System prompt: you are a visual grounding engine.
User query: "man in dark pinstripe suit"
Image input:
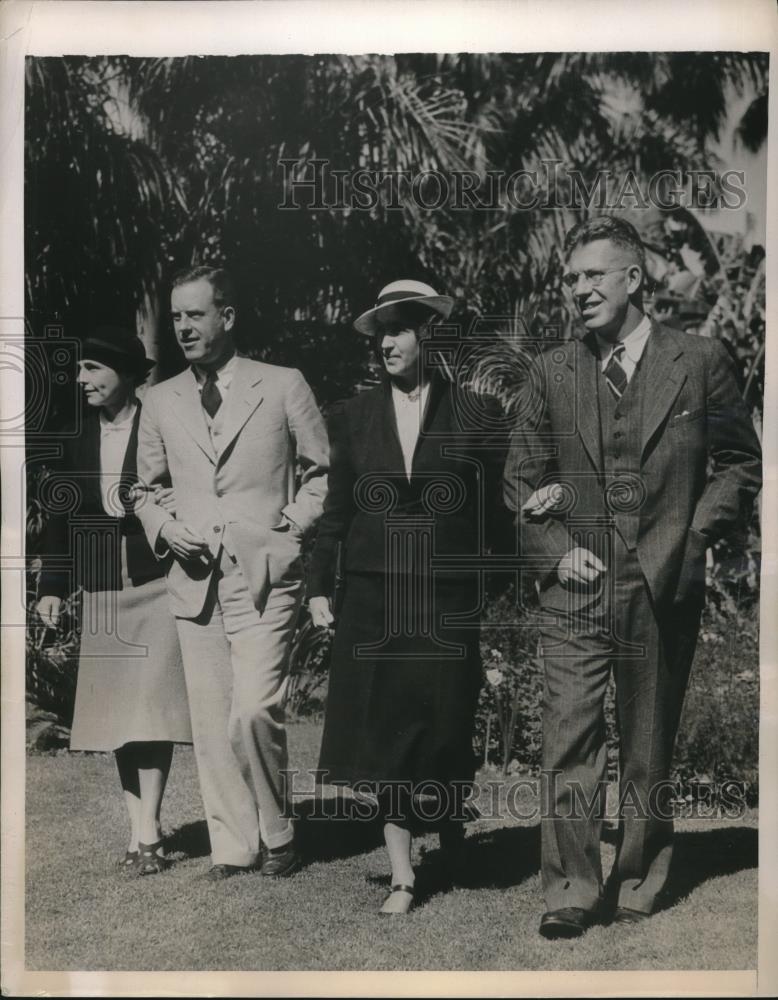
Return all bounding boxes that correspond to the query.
[504,216,761,939]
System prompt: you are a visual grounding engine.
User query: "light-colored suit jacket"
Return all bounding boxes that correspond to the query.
[136,356,329,618]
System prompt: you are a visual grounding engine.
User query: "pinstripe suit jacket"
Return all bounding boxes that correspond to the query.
[503,322,762,612]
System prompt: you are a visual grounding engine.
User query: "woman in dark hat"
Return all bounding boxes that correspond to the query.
[36,326,191,875]
[308,281,507,914]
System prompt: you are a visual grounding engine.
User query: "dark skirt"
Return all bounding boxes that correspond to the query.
[317,571,483,791]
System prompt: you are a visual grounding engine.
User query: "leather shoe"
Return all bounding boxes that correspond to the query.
[539,907,596,939]
[612,906,649,925]
[201,863,254,882]
[260,844,300,878]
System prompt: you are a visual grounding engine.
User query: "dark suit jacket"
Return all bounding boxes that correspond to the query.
[308,375,508,598]
[503,322,762,611]
[38,406,165,598]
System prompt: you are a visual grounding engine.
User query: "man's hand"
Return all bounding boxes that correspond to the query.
[159,521,210,561]
[557,547,606,586]
[37,595,63,628]
[523,483,565,520]
[279,514,303,540]
[309,596,334,629]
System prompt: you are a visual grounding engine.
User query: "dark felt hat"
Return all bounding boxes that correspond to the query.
[81,325,155,377]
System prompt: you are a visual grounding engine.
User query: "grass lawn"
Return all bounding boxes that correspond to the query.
[25,719,757,972]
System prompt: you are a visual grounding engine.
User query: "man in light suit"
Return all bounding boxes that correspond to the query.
[136,266,328,879]
[504,216,761,937]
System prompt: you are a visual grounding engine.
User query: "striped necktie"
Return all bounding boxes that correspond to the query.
[604,344,628,399]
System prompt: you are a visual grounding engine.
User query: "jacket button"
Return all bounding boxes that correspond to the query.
[614,431,623,439]
[213,525,221,533]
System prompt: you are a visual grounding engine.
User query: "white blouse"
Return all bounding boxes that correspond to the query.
[98,405,137,517]
[391,382,431,479]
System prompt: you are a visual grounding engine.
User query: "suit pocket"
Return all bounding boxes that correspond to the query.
[670,407,704,427]
[539,573,604,615]
[265,526,302,584]
[239,421,286,443]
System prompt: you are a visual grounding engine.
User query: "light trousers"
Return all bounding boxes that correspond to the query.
[176,547,302,866]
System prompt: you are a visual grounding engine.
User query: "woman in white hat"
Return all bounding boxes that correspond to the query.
[308,281,506,914]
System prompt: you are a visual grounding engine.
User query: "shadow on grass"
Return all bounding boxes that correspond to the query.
[659,825,757,912]
[164,796,386,866]
[413,823,541,894]
[165,807,755,912]
[454,824,541,889]
[602,820,757,912]
[291,796,385,862]
[166,820,211,860]
[359,824,542,907]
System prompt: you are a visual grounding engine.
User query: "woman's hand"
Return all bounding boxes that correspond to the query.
[309,595,334,629]
[522,483,565,520]
[36,595,63,628]
[153,486,177,515]
[159,521,210,562]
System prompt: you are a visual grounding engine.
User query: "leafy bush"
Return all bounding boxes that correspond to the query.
[287,616,331,719]
[25,563,79,728]
[475,583,620,780]
[672,602,759,804]
[473,575,759,804]
[475,583,542,775]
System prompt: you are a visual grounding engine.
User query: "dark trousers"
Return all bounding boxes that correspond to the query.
[538,535,701,914]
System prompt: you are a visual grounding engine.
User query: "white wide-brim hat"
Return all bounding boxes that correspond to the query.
[353,280,454,336]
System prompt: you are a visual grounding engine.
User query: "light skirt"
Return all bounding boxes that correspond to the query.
[70,562,192,752]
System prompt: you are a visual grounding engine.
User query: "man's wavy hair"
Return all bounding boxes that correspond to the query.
[171,265,237,311]
[563,215,647,278]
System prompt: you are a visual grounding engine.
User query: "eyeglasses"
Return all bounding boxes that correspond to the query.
[561,266,630,290]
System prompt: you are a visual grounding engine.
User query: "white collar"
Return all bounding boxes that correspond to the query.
[194,352,238,389]
[99,403,137,433]
[596,314,651,365]
[391,381,430,405]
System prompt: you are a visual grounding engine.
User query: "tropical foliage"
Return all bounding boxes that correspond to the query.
[25,53,766,794]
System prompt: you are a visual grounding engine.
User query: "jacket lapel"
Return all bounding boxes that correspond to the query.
[215,357,264,462]
[80,413,104,510]
[169,370,216,463]
[640,323,686,457]
[412,376,449,476]
[380,380,409,476]
[117,406,142,514]
[566,336,603,472]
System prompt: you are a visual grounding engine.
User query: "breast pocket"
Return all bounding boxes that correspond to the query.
[238,422,288,447]
[670,407,705,428]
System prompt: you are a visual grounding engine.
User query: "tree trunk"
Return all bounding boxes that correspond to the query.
[136,287,162,394]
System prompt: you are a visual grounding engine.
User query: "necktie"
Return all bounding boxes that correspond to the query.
[604,344,628,399]
[201,371,222,418]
